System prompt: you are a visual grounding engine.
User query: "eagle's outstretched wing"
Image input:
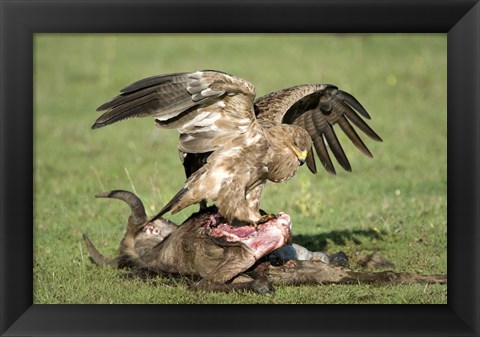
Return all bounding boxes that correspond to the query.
[93,70,256,154]
[93,70,382,225]
[254,84,382,175]
[93,70,268,224]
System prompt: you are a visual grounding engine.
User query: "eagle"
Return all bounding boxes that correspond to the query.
[93,70,382,225]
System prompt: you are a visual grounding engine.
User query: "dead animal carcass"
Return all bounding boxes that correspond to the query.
[83,190,446,293]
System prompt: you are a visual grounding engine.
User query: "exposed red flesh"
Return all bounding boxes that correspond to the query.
[204,212,292,259]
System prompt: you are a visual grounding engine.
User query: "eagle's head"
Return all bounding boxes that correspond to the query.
[265,125,312,183]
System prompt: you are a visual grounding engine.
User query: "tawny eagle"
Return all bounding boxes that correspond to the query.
[93,70,382,225]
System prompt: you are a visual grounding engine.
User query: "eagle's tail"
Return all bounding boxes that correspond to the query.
[149,187,189,222]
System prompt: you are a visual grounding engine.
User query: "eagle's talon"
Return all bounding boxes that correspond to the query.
[256,213,276,225]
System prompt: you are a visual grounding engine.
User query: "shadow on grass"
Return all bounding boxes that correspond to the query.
[293,228,388,252]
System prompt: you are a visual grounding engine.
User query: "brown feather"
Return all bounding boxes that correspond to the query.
[94,71,382,224]
[337,115,373,158]
[256,84,381,174]
[342,103,383,141]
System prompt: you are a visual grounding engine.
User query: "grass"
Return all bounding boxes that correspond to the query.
[33,34,447,304]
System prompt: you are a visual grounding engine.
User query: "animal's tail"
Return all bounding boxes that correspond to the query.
[149,187,189,222]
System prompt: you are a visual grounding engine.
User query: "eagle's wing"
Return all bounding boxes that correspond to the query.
[93,70,256,154]
[255,84,382,174]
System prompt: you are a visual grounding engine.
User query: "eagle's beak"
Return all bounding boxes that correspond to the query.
[298,153,307,165]
[292,147,308,166]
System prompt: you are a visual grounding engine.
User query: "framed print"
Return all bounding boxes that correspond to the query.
[1,0,478,336]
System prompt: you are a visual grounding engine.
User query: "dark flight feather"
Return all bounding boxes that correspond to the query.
[93,70,382,224]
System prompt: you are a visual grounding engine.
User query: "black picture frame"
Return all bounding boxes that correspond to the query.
[1,0,478,336]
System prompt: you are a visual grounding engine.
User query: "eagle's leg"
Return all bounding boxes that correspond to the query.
[216,191,263,227]
[227,183,267,227]
[201,175,269,227]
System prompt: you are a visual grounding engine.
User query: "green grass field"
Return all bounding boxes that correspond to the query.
[34,34,447,304]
